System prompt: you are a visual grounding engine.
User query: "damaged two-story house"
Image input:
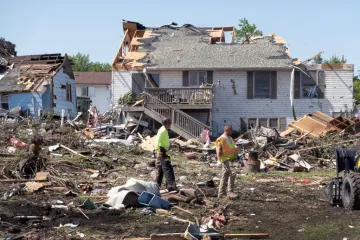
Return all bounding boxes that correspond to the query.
[0,54,77,118]
[111,20,354,139]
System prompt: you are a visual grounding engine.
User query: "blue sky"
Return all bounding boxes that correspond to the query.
[1,0,359,74]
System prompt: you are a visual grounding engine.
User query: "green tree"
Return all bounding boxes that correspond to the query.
[88,62,112,72]
[69,52,111,72]
[324,54,347,64]
[70,52,90,71]
[235,18,263,42]
[313,55,323,64]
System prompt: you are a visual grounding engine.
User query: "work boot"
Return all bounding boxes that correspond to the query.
[167,186,179,193]
[227,191,238,199]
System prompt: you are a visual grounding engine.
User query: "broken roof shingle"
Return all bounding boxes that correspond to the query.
[139,28,293,69]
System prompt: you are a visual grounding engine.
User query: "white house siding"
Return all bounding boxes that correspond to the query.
[112,71,132,106]
[158,71,183,88]
[211,70,354,135]
[76,84,111,114]
[156,70,353,135]
[53,69,77,118]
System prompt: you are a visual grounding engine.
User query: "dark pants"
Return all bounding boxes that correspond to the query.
[156,156,177,191]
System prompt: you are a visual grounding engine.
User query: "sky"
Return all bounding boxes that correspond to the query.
[1,0,359,74]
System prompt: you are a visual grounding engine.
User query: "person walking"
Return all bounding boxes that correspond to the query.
[216,125,238,198]
[154,118,178,192]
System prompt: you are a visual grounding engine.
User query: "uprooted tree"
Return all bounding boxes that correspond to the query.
[69,52,111,72]
[235,18,263,42]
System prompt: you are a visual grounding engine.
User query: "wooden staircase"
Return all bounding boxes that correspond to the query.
[143,92,211,140]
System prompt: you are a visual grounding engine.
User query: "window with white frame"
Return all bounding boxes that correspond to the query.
[0,94,9,110]
[189,71,206,86]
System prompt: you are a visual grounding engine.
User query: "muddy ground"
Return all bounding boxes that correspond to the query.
[1,147,360,240]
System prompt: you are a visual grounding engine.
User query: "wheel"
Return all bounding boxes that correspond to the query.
[342,174,360,210]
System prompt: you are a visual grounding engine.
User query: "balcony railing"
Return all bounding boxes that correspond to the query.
[144,87,213,105]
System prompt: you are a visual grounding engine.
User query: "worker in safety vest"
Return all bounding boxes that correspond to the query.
[216,124,238,198]
[154,118,178,192]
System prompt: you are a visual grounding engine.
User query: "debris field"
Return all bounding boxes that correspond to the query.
[1,110,360,240]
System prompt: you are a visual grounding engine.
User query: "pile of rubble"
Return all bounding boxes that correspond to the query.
[0,106,359,239]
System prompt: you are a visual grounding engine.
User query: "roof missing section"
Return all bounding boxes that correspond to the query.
[0,53,66,93]
[112,20,295,71]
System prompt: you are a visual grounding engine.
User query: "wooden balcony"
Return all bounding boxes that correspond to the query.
[144,87,213,109]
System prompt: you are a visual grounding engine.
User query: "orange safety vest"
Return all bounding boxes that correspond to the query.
[216,136,238,162]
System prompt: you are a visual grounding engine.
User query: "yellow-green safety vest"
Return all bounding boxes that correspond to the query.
[216,136,238,162]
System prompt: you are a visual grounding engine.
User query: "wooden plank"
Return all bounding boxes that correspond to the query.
[206,30,223,38]
[280,127,295,137]
[59,144,88,158]
[224,233,269,239]
[212,26,234,31]
[131,113,144,134]
[112,29,129,66]
[125,51,147,60]
[123,22,138,31]
[299,51,324,65]
[321,63,344,70]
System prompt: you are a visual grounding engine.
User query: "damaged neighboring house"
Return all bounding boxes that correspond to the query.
[0,53,77,118]
[111,20,354,138]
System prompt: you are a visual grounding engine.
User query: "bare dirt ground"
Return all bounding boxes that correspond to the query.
[2,147,360,240]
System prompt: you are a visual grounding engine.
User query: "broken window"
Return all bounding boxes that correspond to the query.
[248,118,257,129]
[294,71,318,98]
[269,118,278,128]
[0,94,9,110]
[145,74,160,88]
[66,84,72,102]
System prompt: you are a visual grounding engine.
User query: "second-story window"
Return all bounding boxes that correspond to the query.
[294,70,325,99]
[247,71,277,99]
[189,71,206,86]
[183,71,213,86]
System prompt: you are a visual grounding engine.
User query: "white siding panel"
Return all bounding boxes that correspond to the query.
[143,69,353,136]
[211,70,354,135]
[159,71,183,88]
[112,71,132,106]
[53,69,77,117]
[76,84,111,114]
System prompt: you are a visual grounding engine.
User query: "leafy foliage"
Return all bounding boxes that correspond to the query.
[69,52,111,72]
[118,92,135,106]
[313,55,323,64]
[235,18,263,42]
[88,62,111,72]
[354,75,360,103]
[324,54,347,64]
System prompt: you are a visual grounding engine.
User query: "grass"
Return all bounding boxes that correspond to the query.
[300,222,360,240]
